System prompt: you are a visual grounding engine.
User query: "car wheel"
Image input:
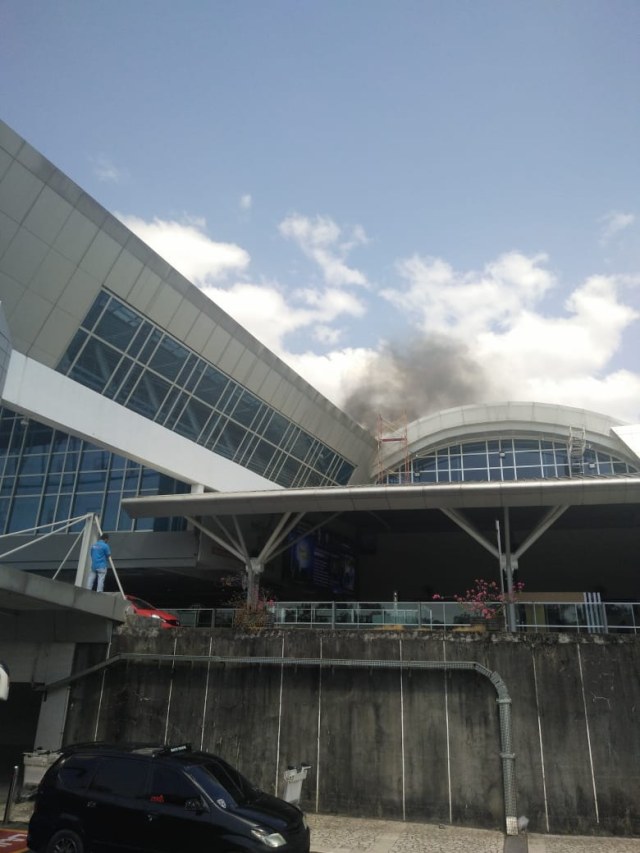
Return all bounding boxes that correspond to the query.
[44,828,85,853]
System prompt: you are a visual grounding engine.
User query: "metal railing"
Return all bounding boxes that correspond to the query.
[172,600,640,634]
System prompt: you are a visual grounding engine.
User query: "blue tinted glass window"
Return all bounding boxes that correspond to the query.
[176,353,198,387]
[155,387,181,425]
[247,439,277,474]
[264,412,289,446]
[195,366,228,407]
[141,470,160,490]
[19,455,48,475]
[9,497,40,532]
[515,450,541,466]
[175,399,210,441]
[184,359,205,392]
[72,494,103,517]
[514,439,539,450]
[22,430,51,454]
[517,465,542,479]
[463,442,485,453]
[95,301,141,349]
[128,373,171,419]
[278,456,299,487]
[314,444,337,474]
[335,460,354,486]
[139,328,162,362]
[77,472,105,491]
[418,469,437,483]
[462,453,487,469]
[114,363,143,405]
[214,421,246,460]
[149,336,190,383]
[56,293,353,487]
[16,476,42,496]
[0,418,14,451]
[80,450,111,471]
[290,430,314,462]
[104,357,135,398]
[220,384,243,417]
[64,452,79,472]
[70,338,122,393]
[232,391,263,429]
[81,291,110,330]
[127,321,154,358]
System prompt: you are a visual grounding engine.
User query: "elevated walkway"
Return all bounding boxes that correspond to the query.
[0,512,127,639]
[0,562,127,628]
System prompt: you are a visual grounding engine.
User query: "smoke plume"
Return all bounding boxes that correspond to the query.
[342,336,491,431]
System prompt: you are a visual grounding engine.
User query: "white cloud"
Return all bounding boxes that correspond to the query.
[384,251,554,339]
[599,211,635,245]
[240,194,252,211]
[117,215,250,283]
[279,214,369,287]
[114,207,640,424]
[200,281,366,356]
[285,347,376,407]
[378,250,640,421]
[92,155,124,183]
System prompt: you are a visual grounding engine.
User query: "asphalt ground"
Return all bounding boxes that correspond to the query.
[4,798,640,852]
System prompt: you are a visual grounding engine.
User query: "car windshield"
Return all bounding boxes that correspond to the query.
[128,597,154,610]
[189,757,257,806]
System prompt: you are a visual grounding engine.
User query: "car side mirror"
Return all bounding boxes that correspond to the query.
[185,797,207,813]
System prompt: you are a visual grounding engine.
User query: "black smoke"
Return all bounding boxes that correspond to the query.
[342,336,491,432]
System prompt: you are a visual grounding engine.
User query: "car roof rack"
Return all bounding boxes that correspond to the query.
[58,741,193,758]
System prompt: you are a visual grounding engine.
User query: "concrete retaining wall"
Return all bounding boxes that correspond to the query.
[63,629,640,836]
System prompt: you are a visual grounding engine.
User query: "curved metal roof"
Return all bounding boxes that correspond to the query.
[377,401,638,473]
[122,475,640,520]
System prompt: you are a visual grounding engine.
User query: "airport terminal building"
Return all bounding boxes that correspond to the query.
[4,120,640,834]
[2,117,640,608]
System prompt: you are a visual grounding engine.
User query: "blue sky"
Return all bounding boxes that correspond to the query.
[2,1,640,426]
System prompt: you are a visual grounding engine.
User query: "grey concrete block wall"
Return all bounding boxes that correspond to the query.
[63,629,640,836]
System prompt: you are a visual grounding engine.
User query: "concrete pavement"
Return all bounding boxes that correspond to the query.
[4,795,640,852]
[307,814,640,853]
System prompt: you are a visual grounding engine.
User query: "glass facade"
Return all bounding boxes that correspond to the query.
[57,291,354,488]
[383,437,638,484]
[0,408,189,534]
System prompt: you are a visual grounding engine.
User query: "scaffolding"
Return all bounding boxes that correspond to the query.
[375,413,410,484]
[568,426,587,476]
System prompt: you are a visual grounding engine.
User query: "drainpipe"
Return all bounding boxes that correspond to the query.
[40,652,519,835]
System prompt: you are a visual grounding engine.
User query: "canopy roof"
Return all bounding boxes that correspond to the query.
[122,475,640,520]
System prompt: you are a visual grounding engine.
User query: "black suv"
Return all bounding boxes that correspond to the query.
[27,743,310,853]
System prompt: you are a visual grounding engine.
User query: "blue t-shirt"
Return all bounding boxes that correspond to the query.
[90,540,111,571]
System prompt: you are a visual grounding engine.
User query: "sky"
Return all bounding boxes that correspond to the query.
[2,0,640,429]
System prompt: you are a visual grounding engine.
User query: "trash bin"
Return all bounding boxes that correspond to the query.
[22,750,61,789]
[282,764,311,806]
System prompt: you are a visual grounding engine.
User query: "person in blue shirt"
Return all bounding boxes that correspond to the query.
[87,533,111,592]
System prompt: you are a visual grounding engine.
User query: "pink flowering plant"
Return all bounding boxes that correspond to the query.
[433,578,524,621]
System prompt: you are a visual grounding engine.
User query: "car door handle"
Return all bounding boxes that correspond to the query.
[86,801,97,808]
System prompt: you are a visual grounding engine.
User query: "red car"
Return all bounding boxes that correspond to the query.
[125,595,180,628]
